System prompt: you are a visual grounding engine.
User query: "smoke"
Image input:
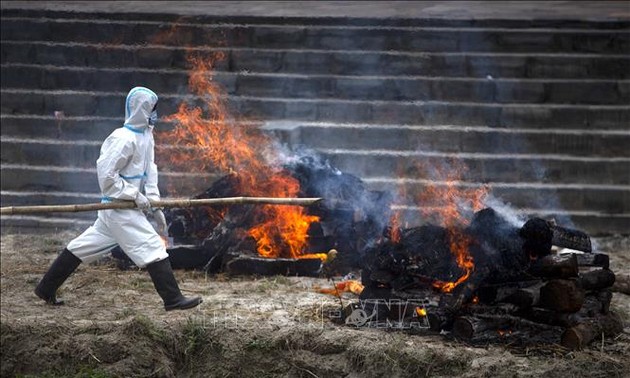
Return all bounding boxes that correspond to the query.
[482,194,526,228]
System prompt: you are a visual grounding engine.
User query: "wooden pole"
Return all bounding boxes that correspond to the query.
[0,197,323,215]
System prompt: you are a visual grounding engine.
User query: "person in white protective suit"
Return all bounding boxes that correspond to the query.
[35,87,202,311]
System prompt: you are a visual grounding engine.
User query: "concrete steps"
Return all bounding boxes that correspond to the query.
[3,64,629,105]
[3,138,629,185]
[2,89,627,129]
[3,41,629,79]
[4,117,627,157]
[2,16,629,54]
[1,9,629,234]
[0,164,219,197]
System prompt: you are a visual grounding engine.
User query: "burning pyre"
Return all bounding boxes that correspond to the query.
[111,53,622,350]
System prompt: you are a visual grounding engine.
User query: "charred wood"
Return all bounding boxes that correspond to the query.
[502,281,544,308]
[476,280,541,304]
[550,224,592,253]
[561,311,624,350]
[578,269,616,291]
[572,253,609,269]
[452,316,504,340]
[525,290,613,328]
[464,303,521,316]
[525,307,579,328]
[519,218,553,259]
[222,252,322,277]
[453,314,563,345]
[528,254,578,278]
[597,290,613,314]
[539,279,584,313]
[167,245,216,270]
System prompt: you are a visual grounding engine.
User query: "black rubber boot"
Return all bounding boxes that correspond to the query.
[34,248,82,305]
[146,258,202,311]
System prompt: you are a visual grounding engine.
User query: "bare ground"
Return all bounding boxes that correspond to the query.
[1,231,629,378]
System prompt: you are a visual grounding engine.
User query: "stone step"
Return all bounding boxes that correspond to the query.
[3,8,630,29]
[3,117,628,158]
[3,115,628,148]
[367,179,630,215]
[3,64,628,105]
[2,89,628,129]
[2,17,629,54]
[0,115,259,142]
[0,165,219,198]
[0,115,125,142]
[266,123,630,158]
[3,139,629,186]
[320,150,630,186]
[3,41,629,79]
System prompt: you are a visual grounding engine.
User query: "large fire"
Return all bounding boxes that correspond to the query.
[158,54,319,258]
[392,160,489,293]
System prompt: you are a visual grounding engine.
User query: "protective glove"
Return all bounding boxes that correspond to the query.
[153,209,167,236]
[134,192,151,211]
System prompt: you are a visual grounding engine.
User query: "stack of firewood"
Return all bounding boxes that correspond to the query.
[359,208,623,349]
[455,250,622,349]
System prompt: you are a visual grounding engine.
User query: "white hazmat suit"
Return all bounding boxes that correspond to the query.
[66,87,169,267]
[35,87,202,311]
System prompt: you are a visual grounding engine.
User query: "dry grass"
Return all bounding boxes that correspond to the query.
[1,231,629,377]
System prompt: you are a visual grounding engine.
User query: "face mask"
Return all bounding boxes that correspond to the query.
[148,110,158,126]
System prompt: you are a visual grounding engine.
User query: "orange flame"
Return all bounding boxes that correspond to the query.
[415,307,427,317]
[317,280,365,297]
[158,53,318,258]
[389,211,402,243]
[407,159,489,293]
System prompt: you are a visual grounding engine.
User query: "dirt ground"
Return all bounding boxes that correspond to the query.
[1,230,629,378]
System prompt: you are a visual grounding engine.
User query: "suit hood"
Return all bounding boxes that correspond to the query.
[124,87,158,131]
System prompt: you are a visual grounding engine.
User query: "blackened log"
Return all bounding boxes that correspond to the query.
[440,266,491,312]
[578,269,616,291]
[519,218,553,259]
[503,281,544,308]
[526,307,579,327]
[611,273,630,295]
[453,316,499,339]
[167,245,216,270]
[453,314,563,344]
[526,291,613,328]
[426,308,452,332]
[539,279,585,313]
[561,311,624,350]
[578,290,612,317]
[528,254,578,278]
[476,280,541,304]
[550,225,592,253]
[222,252,322,277]
[597,290,613,314]
[465,303,521,316]
[369,270,395,286]
[468,208,531,283]
[572,253,609,269]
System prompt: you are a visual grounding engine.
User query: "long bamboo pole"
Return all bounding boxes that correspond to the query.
[0,197,322,215]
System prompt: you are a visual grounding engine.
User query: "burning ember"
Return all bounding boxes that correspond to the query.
[158,55,319,259]
[317,280,365,297]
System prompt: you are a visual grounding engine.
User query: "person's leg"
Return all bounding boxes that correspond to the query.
[35,217,117,305]
[107,209,202,311]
